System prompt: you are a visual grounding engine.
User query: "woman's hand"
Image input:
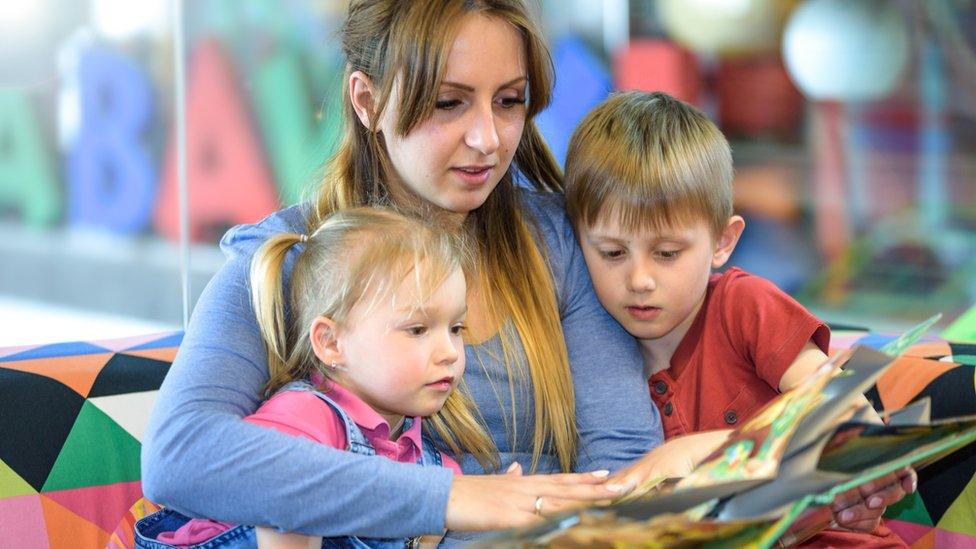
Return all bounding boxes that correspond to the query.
[444,469,632,531]
[610,430,732,489]
[830,466,917,532]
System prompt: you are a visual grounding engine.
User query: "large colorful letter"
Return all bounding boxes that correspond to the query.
[67,48,156,234]
[253,51,342,206]
[0,91,60,227]
[155,39,279,242]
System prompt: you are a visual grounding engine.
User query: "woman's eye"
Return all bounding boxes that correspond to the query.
[497,96,526,109]
[406,326,428,336]
[435,99,462,110]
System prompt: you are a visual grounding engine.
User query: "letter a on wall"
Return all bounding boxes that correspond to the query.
[155,39,279,242]
[0,90,60,227]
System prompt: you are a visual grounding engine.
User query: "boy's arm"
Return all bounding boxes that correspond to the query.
[777,340,883,424]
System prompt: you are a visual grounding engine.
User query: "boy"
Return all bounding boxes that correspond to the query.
[564,91,909,547]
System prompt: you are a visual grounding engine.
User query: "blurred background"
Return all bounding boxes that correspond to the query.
[1,0,974,346]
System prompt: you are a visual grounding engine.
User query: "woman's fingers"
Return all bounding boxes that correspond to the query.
[444,473,634,531]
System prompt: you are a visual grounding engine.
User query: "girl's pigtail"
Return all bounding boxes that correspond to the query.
[250,233,306,396]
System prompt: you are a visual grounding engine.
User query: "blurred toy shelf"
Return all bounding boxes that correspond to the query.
[0,221,224,331]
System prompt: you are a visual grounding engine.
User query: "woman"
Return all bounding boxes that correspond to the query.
[143,0,659,538]
[143,0,910,539]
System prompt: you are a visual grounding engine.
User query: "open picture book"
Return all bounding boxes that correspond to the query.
[478,315,976,548]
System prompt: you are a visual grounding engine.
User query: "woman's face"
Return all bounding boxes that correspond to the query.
[379,13,528,215]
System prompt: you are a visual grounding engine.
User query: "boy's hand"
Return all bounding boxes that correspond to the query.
[830,467,916,532]
[611,430,732,488]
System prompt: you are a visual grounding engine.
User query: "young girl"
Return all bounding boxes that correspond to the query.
[136,208,479,548]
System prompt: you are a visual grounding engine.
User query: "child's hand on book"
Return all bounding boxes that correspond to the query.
[830,466,917,532]
[611,430,733,490]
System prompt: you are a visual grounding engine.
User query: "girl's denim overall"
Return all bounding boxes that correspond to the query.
[135,381,444,549]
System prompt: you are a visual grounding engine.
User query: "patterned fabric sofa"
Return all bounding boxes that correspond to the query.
[0,332,180,549]
[0,329,973,548]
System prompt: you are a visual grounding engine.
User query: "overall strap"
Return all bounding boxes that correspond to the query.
[275,380,375,456]
[419,431,444,468]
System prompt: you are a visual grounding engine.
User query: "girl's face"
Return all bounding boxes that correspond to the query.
[335,268,467,427]
[379,13,528,215]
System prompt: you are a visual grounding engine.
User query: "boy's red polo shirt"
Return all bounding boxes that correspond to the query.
[647,267,829,439]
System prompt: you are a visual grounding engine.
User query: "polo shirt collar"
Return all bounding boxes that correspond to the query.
[323,381,424,447]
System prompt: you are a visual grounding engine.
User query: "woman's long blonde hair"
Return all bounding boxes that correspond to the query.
[251,208,494,469]
[307,0,576,472]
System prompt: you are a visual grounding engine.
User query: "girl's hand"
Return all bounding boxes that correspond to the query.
[830,466,916,532]
[444,470,632,531]
[611,430,732,489]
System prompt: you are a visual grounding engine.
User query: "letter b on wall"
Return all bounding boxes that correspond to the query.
[67,48,156,234]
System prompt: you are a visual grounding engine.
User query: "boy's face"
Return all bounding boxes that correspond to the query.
[579,215,742,347]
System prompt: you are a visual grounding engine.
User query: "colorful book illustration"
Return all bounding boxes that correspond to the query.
[479,315,976,548]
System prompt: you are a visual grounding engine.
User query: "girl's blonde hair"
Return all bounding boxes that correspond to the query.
[251,207,493,469]
[307,0,576,472]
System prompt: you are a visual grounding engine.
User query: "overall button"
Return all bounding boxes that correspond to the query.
[653,380,668,395]
[663,402,673,416]
[724,410,738,425]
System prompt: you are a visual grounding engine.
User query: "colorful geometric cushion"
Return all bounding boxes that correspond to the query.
[0,332,181,549]
[831,329,976,547]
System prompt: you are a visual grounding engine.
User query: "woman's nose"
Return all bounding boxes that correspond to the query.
[464,102,500,155]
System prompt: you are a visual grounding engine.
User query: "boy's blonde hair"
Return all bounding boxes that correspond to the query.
[250,207,495,470]
[565,91,733,238]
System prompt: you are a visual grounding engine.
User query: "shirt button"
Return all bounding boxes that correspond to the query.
[663,402,673,416]
[653,380,668,395]
[724,410,738,425]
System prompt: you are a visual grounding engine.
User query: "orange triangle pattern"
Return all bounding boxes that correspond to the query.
[903,341,953,359]
[909,529,937,549]
[118,347,179,363]
[875,356,958,412]
[40,495,110,549]
[0,353,114,397]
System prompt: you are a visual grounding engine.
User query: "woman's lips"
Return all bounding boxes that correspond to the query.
[451,166,492,187]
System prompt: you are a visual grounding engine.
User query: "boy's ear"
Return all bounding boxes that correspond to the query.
[349,70,376,130]
[712,215,745,269]
[309,316,343,367]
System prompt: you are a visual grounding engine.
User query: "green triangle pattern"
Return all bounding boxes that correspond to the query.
[884,491,934,526]
[41,401,142,492]
[0,458,36,497]
[936,472,976,535]
[942,304,976,344]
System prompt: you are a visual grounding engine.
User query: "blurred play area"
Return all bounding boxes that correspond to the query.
[1,0,974,344]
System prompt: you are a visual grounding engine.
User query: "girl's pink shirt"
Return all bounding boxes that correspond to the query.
[158,382,460,545]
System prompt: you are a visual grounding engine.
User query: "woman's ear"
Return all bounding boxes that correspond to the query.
[349,70,376,129]
[712,215,745,269]
[309,316,343,368]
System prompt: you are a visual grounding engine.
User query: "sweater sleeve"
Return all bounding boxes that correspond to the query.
[140,208,453,538]
[522,192,664,472]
